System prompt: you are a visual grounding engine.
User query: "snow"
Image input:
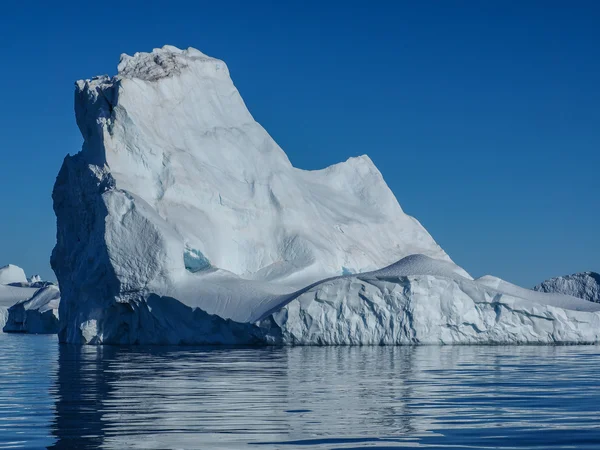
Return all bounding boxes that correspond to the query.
[28,275,42,283]
[52,45,448,344]
[0,285,38,328]
[50,45,600,345]
[476,275,599,312]
[0,265,60,333]
[257,258,600,345]
[533,272,600,303]
[0,265,27,285]
[0,265,37,329]
[3,285,60,334]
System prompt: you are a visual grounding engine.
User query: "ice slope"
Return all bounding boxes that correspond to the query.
[257,256,600,345]
[0,265,60,333]
[1,264,37,328]
[54,252,600,345]
[3,285,60,334]
[0,265,27,285]
[0,285,38,329]
[533,272,600,303]
[52,45,600,345]
[67,46,448,284]
[52,46,450,344]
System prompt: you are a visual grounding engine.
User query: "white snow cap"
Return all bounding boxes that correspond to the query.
[0,265,27,285]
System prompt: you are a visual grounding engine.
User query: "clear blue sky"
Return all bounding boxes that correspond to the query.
[0,1,598,286]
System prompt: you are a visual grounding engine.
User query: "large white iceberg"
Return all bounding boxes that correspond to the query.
[51,46,600,345]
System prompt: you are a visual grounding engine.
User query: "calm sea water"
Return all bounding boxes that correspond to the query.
[0,334,599,449]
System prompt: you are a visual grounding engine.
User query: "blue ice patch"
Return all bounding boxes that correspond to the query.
[184,248,211,273]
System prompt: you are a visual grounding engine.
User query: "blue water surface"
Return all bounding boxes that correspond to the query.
[0,333,599,449]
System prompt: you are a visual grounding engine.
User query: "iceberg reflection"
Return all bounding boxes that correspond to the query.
[43,343,600,449]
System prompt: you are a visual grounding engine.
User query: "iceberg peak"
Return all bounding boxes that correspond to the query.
[116,45,229,82]
[52,45,453,344]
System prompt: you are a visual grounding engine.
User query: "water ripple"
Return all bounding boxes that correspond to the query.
[0,334,599,449]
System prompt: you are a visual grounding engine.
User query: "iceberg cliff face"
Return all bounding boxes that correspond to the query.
[258,256,600,345]
[52,45,600,345]
[69,46,447,283]
[52,46,448,344]
[533,272,600,303]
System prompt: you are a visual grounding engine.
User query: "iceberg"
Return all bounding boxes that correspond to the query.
[0,285,37,329]
[3,285,60,334]
[0,264,27,285]
[0,265,60,333]
[257,255,600,345]
[51,45,600,345]
[534,272,600,304]
[28,274,42,284]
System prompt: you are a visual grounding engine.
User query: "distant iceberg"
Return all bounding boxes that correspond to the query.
[0,264,59,334]
[0,264,27,285]
[534,272,600,304]
[3,285,60,334]
[50,46,600,345]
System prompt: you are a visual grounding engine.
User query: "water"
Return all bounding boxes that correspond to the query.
[0,334,599,449]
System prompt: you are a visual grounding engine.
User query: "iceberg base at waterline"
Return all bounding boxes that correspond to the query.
[63,255,600,346]
[3,285,60,334]
[0,265,60,334]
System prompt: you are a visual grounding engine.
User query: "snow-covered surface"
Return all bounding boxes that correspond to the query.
[533,272,600,304]
[0,265,60,333]
[3,285,60,334]
[52,45,448,344]
[0,265,27,285]
[0,285,38,308]
[0,285,38,329]
[477,275,599,312]
[51,45,600,345]
[28,275,42,284]
[67,46,447,287]
[257,258,600,345]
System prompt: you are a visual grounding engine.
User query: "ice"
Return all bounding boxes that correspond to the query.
[0,265,27,285]
[51,45,600,345]
[52,46,447,344]
[0,264,60,333]
[183,248,212,273]
[258,256,600,345]
[533,272,600,303]
[3,285,60,334]
[0,264,38,329]
[0,285,38,328]
[28,275,42,284]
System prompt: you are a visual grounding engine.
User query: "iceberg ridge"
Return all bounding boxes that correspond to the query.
[51,45,600,345]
